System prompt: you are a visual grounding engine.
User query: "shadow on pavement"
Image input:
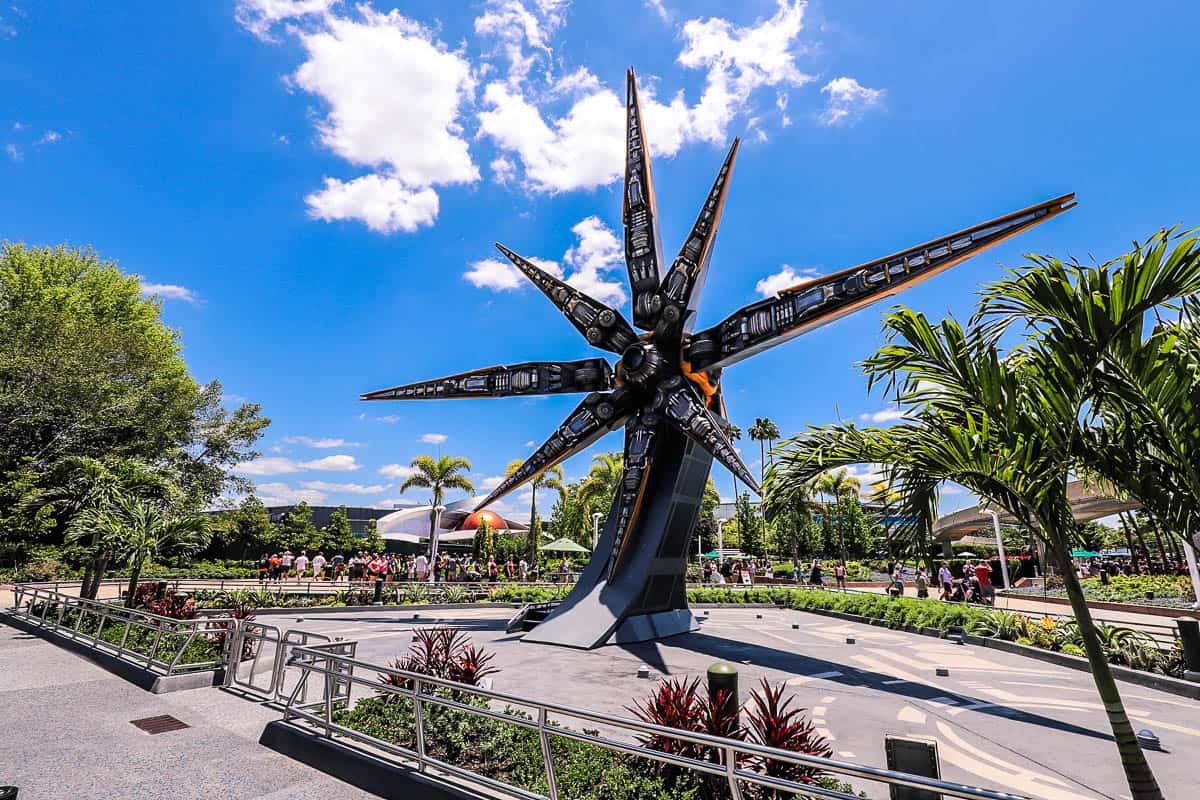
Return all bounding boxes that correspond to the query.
[615,631,1114,743]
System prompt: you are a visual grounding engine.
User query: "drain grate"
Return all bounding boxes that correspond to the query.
[130,715,190,735]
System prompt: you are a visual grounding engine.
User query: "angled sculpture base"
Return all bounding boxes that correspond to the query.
[523,428,711,650]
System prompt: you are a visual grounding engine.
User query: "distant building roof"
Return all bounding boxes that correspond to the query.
[932,480,1139,541]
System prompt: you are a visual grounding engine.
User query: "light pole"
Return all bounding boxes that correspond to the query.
[429,504,446,583]
[717,519,725,555]
[983,507,1010,589]
[591,512,603,551]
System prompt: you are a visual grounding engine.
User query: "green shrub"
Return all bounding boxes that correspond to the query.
[1060,643,1085,657]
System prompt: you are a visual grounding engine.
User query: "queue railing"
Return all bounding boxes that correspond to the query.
[7,585,229,675]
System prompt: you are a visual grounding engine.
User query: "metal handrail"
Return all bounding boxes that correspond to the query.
[8,585,229,675]
[281,644,1032,800]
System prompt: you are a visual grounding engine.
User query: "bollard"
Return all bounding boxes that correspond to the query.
[792,623,799,629]
[707,662,739,720]
[1136,729,1162,751]
[845,636,855,644]
[755,613,762,619]
[1177,618,1200,681]
[935,666,949,677]
[637,665,651,679]
[373,578,384,605]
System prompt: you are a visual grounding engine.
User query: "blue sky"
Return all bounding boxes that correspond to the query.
[4,1,1200,517]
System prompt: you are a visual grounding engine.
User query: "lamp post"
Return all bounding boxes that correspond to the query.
[982,507,1010,589]
[429,504,446,583]
[717,519,725,555]
[591,512,603,551]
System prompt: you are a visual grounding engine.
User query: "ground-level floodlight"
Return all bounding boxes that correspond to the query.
[592,512,603,551]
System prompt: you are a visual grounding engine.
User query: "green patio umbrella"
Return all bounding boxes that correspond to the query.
[703,551,721,558]
[1070,548,1100,558]
[541,537,590,554]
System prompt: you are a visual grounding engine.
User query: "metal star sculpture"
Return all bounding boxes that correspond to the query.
[364,69,1074,647]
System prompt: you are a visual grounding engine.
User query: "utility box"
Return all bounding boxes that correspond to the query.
[885,736,941,800]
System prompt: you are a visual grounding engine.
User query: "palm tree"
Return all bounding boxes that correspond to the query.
[399,454,476,538]
[814,468,862,561]
[748,418,780,488]
[25,456,174,599]
[506,458,566,562]
[577,452,624,515]
[727,423,743,505]
[69,497,209,607]
[771,305,1169,798]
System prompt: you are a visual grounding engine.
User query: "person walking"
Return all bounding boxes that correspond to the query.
[281,550,294,582]
[938,561,953,601]
[257,553,269,582]
[915,567,929,599]
[312,551,326,581]
[809,559,823,587]
[834,561,847,592]
[487,555,499,582]
[974,560,995,605]
[504,555,515,580]
[295,551,309,580]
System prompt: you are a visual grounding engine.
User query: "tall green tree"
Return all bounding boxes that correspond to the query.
[68,497,209,607]
[399,454,475,546]
[749,418,780,488]
[577,452,624,513]
[209,495,273,559]
[0,244,267,521]
[814,468,862,561]
[320,505,357,555]
[505,458,565,563]
[735,492,761,557]
[278,501,319,553]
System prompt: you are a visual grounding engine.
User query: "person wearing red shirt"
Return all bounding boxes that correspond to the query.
[974,561,995,605]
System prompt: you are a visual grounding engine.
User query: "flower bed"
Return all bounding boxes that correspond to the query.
[1007,574,1195,608]
[329,628,861,800]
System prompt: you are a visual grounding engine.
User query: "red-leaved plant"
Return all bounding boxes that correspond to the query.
[631,676,830,798]
[378,627,498,699]
[744,678,831,785]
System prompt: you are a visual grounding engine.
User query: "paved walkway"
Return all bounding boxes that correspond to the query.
[0,621,378,800]
[283,605,1195,800]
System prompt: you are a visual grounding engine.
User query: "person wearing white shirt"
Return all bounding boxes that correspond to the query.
[518,558,528,581]
[415,554,429,582]
[295,552,309,578]
[312,552,327,580]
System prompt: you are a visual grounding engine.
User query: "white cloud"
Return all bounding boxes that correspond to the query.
[299,480,389,494]
[140,281,200,303]
[39,130,61,145]
[234,0,337,41]
[5,144,21,162]
[287,6,477,233]
[480,475,506,490]
[372,497,421,509]
[646,0,671,23]
[859,407,907,423]
[478,1,812,194]
[524,440,535,447]
[254,481,329,506]
[234,454,362,475]
[754,264,819,297]
[379,463,417,479]
[473,0,562,87]
[282,436,363,448]
[465,258,526,291]
[375,415,402,423]
[465,216,625,304]
[305,175,440,234]
[420,433,448,444]
[819,76,884,126]
[562,216,626,305]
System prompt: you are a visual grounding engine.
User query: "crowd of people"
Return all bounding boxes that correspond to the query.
[256,550,580,584]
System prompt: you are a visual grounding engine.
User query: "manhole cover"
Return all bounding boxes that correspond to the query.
[130,715,190,735]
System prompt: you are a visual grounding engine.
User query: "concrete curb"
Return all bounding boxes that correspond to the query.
[0,611,223,693]
[260,719,485,800]
[693,602,1200,700]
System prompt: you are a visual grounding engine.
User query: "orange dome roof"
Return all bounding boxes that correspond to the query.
[457,509,508,531]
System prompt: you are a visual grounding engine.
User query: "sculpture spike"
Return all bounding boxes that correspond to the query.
[685,193,1078,372]
[624,68,665,330]
[656,138,739,338]
[474,392,631,511]
[495,242,637,355]
[655,379,759,493]
[361,358,613,402]
[606,411,659,578]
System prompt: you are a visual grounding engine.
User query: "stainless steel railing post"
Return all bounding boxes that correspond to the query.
[413,678,427,771]
[537,708,559,800]
[724,745,744,800]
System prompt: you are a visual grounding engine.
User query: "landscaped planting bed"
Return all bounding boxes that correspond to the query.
[1006,574,1196,609]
